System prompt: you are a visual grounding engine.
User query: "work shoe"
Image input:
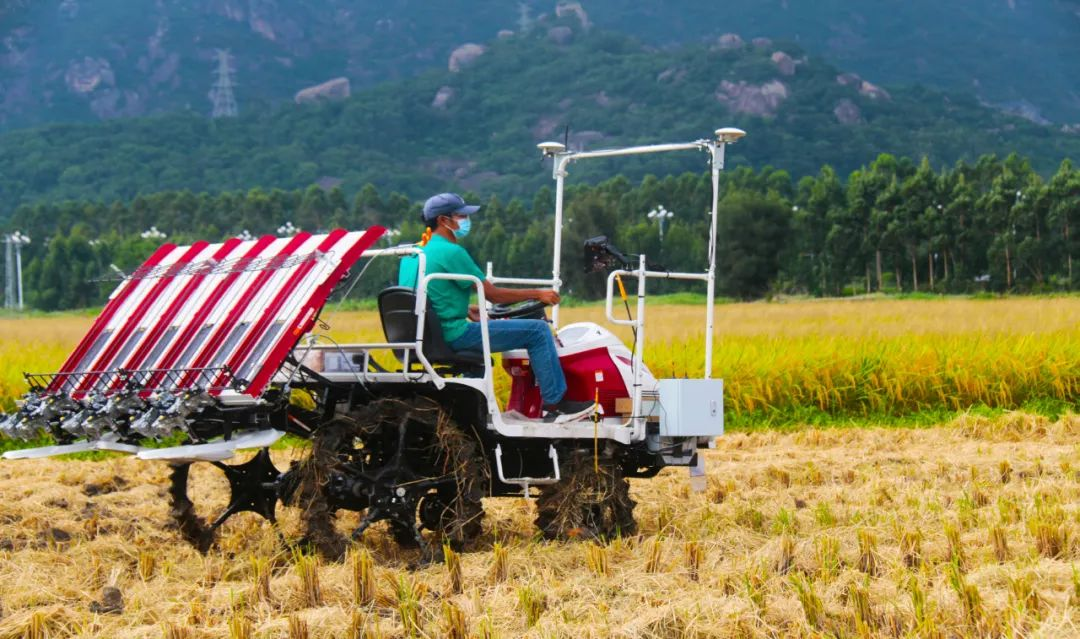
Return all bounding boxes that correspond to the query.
[541,399,596,423]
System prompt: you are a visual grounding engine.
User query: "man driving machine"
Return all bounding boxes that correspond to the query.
[399,193,594,423]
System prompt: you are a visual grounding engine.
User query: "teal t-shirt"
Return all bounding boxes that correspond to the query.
[397,235,485,343]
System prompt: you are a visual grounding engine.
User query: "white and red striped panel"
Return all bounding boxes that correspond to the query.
[49,227,385,399]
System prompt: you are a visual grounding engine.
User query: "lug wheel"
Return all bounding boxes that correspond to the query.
[534,451,637,541]
[289,397,488,559]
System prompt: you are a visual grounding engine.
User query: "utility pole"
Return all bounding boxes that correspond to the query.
[647,206,674,242]
[210,49,238,119]
[277,221,300,237]
[4,235,13,310]
[4,231,30,310]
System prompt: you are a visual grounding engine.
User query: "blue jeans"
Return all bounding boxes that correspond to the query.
[449,320,566,405]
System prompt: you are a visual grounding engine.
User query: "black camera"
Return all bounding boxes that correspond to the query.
[583,236,632,273]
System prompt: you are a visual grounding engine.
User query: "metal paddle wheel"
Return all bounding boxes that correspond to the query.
[166,448,283,553]
[283,397,488,561]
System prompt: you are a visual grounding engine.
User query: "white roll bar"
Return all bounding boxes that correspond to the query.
[532,128,744,378]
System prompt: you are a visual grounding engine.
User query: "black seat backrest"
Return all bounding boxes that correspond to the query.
[377,286,484,369]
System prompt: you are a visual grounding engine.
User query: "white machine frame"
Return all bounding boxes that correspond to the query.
[292,127,747,444]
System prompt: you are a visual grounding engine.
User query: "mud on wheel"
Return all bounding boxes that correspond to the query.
[287,396,488,559]
[534,450,637,540]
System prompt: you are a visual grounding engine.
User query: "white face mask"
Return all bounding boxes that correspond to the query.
[447,215,473,238]
[451,216,471,239]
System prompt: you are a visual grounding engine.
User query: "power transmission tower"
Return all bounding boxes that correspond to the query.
[210,49,238,118]
[517,2,533,31]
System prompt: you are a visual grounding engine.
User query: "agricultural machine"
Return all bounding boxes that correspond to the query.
[0,128,745,559]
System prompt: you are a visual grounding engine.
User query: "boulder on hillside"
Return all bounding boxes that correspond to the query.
[835,73,862,87]
[568,130,605,150]
[532,115,561,139]
[65,57,114,93]
[448,43,485,72]
[836,72,891,100]
[548,26,574,45]
[859,80,891,101]
[431,86,454,109]
[656,67,686,84]
[715,79,788,117]
[294,77,350,104]
[89,88,144,119]
[715,33,745,50]
[771,51,796,76]
[555,2,591,29]
[834,99,862,125]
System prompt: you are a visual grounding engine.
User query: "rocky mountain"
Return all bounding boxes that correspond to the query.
[2,22,1078,214]
[1,0,1079,131]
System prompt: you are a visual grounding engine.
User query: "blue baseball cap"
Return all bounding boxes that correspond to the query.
[422,192,480,222]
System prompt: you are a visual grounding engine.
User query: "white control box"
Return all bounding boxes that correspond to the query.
[657,379,724,437]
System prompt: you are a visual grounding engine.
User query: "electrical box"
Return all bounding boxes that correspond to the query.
[657,379,724,437]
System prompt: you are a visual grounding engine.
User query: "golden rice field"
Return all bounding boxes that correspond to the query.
[1,413,1079,637]
[4,296,1074,419]
[0,297,1075,420]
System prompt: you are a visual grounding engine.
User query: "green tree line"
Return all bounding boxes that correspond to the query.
[6,151,1076,311]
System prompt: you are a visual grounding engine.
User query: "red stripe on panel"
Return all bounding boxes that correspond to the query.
[214,229,348,394]
[241,227,386,397]
[175,232,313,390]
[72,241,210,399]
[47,242,178,394]
[140,235,278,396]
[106,238,244,392]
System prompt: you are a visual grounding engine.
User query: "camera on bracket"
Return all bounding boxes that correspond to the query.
[583,236,632,274]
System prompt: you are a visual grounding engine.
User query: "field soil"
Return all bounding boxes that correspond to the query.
[1,412,1078,638]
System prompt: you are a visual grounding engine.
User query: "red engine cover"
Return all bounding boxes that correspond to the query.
[503,346,630,418]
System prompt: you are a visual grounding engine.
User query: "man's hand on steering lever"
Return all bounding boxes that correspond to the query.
[481,280,560,306]
[536,290,560,305]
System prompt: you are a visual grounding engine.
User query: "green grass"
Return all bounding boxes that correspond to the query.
[725,399,1078,432]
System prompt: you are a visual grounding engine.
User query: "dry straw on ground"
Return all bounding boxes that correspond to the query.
[0,412,1076,637]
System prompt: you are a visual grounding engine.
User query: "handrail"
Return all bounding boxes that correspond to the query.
[604,263,714,378]
[484,262,556,293]
[417,272,495,401]
[489,276,557,287]
[359,246,424,259]
[604,269,707,326]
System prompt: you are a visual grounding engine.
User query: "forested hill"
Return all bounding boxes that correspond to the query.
[2,0,1079,129]
[1,23,1079,216]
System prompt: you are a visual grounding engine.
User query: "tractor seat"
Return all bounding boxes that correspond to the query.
[377,286,486,374]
